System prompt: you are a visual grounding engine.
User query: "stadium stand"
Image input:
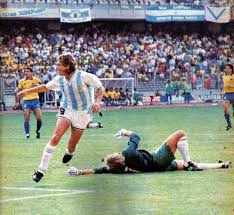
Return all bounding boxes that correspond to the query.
[6,0,233,5]
[0,0,233,107]
[1,21,232,91]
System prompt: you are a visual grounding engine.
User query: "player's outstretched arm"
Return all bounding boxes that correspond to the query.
[17,85,48,99]
[68,167,95,176]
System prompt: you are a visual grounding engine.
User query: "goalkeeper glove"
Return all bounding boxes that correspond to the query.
[68,167,81,176]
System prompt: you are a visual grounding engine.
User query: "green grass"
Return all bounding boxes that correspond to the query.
[0,106,234,215]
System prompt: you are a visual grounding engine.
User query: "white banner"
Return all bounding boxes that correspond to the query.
[0,8,47,17]
[145,5,205,22]
[205,6,230,23]
[60,8,91,23]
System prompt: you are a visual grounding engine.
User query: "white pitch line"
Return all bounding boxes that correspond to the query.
[0,186,89,192]
[0,187,93,203]
[0,191,91,203]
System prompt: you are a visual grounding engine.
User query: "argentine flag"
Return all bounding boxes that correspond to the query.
[60,8,91,23]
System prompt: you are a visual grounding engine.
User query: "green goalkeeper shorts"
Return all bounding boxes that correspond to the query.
[152,143,177,171]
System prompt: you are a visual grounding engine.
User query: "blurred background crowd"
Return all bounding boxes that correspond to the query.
[0,21,233,89]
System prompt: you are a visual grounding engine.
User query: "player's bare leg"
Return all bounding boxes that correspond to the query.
[165,130,202,171]
[32,118,70,182]
[62,127,84,163]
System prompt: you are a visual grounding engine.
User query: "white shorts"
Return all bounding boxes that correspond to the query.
[57,107,91,130]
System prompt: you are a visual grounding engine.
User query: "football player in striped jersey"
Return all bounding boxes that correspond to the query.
[17,53,105,182]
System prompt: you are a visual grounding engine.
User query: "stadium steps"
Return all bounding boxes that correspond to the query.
[137,80,166,92]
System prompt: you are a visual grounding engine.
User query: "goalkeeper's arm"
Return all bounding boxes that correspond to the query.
[68,166,110,176]
[122,133,141,158]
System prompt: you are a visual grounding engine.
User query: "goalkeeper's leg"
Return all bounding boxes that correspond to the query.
[197,161,231,169]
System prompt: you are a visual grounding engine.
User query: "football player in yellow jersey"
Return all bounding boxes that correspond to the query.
[102,88,110,105]
[114,88,120,105]
[221,64,234,130]
[17,67,42,139]
[108,88,115,105]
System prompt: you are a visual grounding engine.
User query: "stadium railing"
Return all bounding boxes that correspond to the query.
[7,0,231,5]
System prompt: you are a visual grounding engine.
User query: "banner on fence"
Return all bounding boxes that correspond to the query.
[60,8,91,23]
[145,5,205,22]
[0,8,47,17]
[205,6,230,23]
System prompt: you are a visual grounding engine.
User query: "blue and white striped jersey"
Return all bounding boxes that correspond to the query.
[46,70,102,113]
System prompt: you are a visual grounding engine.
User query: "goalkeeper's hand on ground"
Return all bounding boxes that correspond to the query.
[68,167,81,176]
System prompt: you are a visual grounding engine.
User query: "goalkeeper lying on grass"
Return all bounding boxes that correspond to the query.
[68,129,231,176]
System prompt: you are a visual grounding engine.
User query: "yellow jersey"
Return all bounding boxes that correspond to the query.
[103,91,109,98]
[114,91,120,99]
[222,74,234,93]
[18,77,41,100]
[108,91,115,99]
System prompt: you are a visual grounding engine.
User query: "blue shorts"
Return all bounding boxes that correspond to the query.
[223,93,234,104]
[23,99,40,110]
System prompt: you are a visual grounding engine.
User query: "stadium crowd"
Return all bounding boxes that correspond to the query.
[0,21,232,91]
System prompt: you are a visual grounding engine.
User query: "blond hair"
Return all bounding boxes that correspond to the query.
[104,153,126,173]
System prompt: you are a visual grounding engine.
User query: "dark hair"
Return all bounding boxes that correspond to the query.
[24,67,33,73]
[59,54,76,73]
[225,64,233,75]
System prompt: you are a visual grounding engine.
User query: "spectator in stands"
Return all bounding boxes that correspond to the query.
[103,88,110,106]
[149,95,154,105]
[183,80,192,104]
[114,88,120,106]
[155,90,161,102]
[133,88,143,105]
[204,76,211,90]
[0,100,6,111]
[173,79,181,97]
[108,88,115,105]
[125,88,132,105]
[165,80,174,104]
[137,71,149,82]
[119,88,128,106]
[0,21,233,102]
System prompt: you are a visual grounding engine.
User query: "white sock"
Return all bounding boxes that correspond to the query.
[87,122,99,128]
[197,163,223,169]
[38,142,56,173]
[66,148,75,156]
[177,136,191,167]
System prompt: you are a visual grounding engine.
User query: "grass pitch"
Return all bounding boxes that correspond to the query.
[0,105,234,215]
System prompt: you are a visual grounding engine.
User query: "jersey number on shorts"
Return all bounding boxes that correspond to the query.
[60,107,65,115]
